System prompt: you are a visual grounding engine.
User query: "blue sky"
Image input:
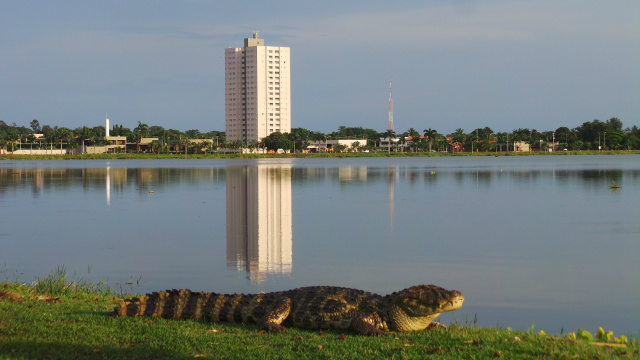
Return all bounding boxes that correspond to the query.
[2,0,638,135]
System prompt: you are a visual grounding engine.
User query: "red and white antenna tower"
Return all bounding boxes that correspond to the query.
[388,79,394,131]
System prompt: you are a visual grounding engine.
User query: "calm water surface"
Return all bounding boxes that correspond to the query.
[1,156,639,336]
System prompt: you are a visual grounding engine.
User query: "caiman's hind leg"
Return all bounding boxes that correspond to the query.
[258,296,292,333]
[350,313,387,336]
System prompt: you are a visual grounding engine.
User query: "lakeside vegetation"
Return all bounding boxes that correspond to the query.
[1,149,639,161]
[1,116,639,155]
[1,270,637,359]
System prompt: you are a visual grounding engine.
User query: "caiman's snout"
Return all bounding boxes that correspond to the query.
[440,290,464,312]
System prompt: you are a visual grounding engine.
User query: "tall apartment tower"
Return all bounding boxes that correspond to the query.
[225,32,291,144]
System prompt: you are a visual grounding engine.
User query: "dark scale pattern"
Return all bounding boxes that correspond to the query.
[112,284,464,335]
[232,296,246,323]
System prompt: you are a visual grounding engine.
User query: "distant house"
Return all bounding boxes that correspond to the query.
[494,141,531,152]
[81,137,216,154]
[307,139,367,153]
[378,137,401,152]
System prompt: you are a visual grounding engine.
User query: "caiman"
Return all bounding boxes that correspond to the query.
[112,285,464,336]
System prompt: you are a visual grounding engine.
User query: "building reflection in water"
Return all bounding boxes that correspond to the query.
[226,165,292,284]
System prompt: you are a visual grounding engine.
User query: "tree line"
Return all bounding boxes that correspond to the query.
[0,119,225,154]
[265,117,639,152]
[1,117,638,153]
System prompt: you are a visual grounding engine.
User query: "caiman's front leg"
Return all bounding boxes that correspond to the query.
[350,313,387,336]
[258,296,292,333]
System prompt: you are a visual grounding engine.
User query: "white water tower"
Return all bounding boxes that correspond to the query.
[105,115,110,137]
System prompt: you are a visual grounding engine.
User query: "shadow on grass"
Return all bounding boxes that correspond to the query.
[0,341,192,360]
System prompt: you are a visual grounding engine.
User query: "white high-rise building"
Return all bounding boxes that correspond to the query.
[225,32,291,145]
[226,165,292,284]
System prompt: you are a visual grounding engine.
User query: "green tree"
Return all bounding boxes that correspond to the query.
[406,128,420,152]
[494,132,508,152]
[607,117,623,132]
[333,144,348,153]
[56,127,74,152]
[185,129,201,138]
[624,125,640,150]
[423,128,438,152]
[479,139,493,152]
[247,140,260,152]
[478,126,494,140]
[606,131,625,150]
[6,127,19,152]
[450,128,465,144]
[76,126,91,153]
[0,132,7,153]
[148,125,165,137]
[463,129,478,152]
[575,120,605,149]
[310,131,326,143]
[91,127,104,153]
[128,121,150,153]
[150,141,162,154]
[225,140,244,152]
[262,132,293,152]
[41,125,53,140]
[134,121,149,137]
[290,127,311,153]
[30,119,41,132]
[383,129,396,152]
[110,124,131,137]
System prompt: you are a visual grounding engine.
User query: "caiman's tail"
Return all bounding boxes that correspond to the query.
[112,289,215,320]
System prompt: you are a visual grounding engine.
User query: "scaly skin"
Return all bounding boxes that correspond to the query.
[112,285,464,336]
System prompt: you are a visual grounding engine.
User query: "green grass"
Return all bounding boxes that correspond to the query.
[1,274,637,359]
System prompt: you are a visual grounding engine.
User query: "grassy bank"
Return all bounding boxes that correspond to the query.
[1,272,637,359]
[1,150,639,161]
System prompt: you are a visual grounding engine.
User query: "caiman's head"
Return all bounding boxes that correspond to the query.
[389,285,464,331]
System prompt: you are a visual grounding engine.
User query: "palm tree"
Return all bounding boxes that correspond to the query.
[134,121,149,136]
[161,131,170,153]
[6,128,20,153]
[248,140,260,152]
[91,129,104,154]
[56,127,74,154]
[435,136,450,152]
[310,132,326,152]
[77,126,91,153]
[0,133,9,154]
[407,128,420,152]
[495,132,508,152]
[226,140,243,152]
[423,128,438,152]
[383,129,395,152]
[128,122,149,153]
[150,142,162,154]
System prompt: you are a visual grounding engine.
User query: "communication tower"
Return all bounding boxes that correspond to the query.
[388,80,394,131]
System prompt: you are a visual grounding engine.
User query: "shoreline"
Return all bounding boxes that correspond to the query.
[1,150,638,161]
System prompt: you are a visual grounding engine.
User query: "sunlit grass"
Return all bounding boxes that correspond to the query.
[1,270,637,359]
[30,265,140,297]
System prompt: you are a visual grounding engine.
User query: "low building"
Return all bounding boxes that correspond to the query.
[379,137,401,152]
[307,139,367,153]
[494,141,531,152]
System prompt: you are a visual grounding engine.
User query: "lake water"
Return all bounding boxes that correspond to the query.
[1,156,639,337]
